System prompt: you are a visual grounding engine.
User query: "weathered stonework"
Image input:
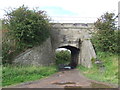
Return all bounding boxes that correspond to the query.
[14,23,96,68]
[80,39,96,68]
[14,38,55,66]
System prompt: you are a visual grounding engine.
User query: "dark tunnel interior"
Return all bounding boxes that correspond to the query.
[58,45,80,69]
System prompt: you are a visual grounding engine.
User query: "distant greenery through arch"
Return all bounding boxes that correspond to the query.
[55,49,71,65]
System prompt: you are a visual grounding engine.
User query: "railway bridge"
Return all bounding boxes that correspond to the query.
[14,23,96,68]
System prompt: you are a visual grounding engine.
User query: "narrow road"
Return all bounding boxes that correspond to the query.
[6,69,117,89]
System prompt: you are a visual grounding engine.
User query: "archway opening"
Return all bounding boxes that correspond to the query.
[55,48,71,65]
[55,45,80,70]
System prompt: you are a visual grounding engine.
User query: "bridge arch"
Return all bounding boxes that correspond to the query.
[57,45,80,68]
[14,23,96,68]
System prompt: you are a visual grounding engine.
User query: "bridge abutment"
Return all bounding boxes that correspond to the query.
[13,23,96,68]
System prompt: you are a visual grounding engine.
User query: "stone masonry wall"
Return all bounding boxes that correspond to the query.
[13,23,96,68]
[14,37,55,66]
[80,39,96,68]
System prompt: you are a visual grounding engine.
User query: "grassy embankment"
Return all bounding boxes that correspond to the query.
[2,50,71,87]
[78,52,118,84]
[2,65,57,87]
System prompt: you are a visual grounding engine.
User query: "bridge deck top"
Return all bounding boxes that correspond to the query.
[51,23,94,28]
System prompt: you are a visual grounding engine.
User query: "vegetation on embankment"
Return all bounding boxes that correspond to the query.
[1,6,72,87]
[2,5,51,64]
[1,5,56,87]
[78,52,118,84]
[2,50,71,87]
[92,12,119,54]
[78,12,119,85]
[2,65,57,86]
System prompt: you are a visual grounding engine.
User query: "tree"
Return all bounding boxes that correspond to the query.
[55,50,71,65]
[6,5,51,48]
[2,5,51,64]
[92,12,118,53]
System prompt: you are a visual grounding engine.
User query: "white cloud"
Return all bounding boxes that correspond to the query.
[0,0,119,23]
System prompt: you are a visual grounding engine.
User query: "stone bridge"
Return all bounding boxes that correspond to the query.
[14,23,96,68]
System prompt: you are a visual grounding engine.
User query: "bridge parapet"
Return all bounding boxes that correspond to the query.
[52,23,94,29]
[14,22,97,68]
[51,23,96,68]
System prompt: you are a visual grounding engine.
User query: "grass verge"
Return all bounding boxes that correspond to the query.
[2,65,57,86]
[78,52,118,84]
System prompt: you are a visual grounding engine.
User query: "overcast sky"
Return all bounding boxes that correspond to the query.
[0,0,119,23]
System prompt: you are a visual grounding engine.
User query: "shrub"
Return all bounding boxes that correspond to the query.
[78,52,118,84]
[92,12,118,53]
[2,5,51,64]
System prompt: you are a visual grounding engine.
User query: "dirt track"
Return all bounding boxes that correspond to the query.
[6,69,118,89]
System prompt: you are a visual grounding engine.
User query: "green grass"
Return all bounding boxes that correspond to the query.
[55,50,71,65]
[2,65,58,86]
[78,52,118,84]
[0,65,2,87]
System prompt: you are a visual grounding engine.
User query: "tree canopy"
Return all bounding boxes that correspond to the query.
[2,5,51,64]
[92,12,118,53]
